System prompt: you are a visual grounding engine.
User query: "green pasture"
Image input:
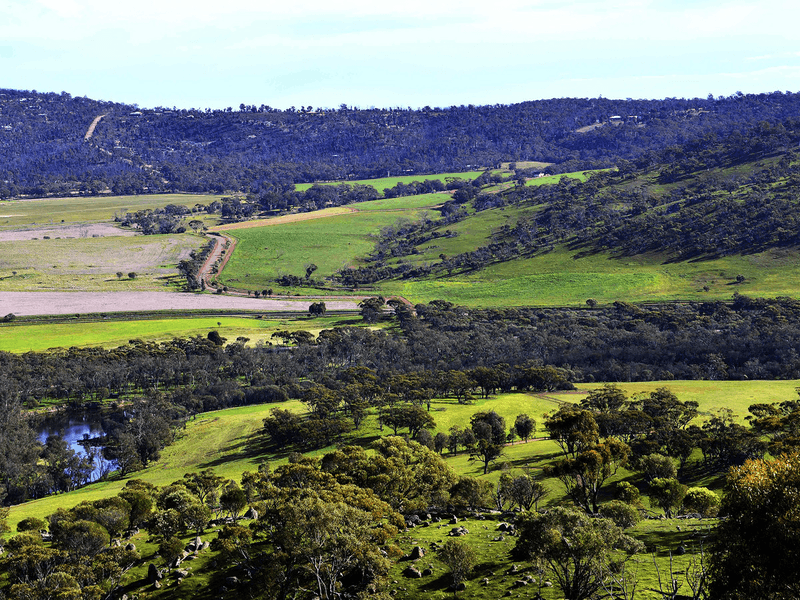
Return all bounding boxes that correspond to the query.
[0,194,222,229]
[349,192,450,211]
[0,234,205,292]
[0,314,363,352]
[524,169,595,186]
[389,513,713,600]
[574,380,800,424]
[294,171,485,194]
[381,245,800,307]
[220,207,433,292]
[5,401,305,531]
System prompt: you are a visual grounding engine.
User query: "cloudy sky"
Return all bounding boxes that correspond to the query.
[2,0,799,109]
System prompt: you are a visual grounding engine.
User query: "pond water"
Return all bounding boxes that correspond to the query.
[36,412,117,481]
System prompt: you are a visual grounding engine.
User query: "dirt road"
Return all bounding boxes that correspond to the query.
[0,291,361,316]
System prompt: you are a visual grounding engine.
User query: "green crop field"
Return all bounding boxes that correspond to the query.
[346,192,450,211]
[381,245,800,307]
[0,314,363,352]
[0,193,222,229]
[219,203,436,292]
[294,171,485,193]
[0,233,205,292]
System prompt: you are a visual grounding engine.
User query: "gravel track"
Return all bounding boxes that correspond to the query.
[0,291,361,316]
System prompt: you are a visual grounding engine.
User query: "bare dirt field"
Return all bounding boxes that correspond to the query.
[212,206,357,232]
[0,291,361,316]
[0,223,136,242]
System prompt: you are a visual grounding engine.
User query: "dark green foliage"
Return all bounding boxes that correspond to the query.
[709,451,800,600]
[514,506,644,600]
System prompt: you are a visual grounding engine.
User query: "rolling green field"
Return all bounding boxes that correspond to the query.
[0,233,206,292]
[220,192,800,306]
[216,168,800,307]
[294,171,485,193]
[10,378,795,531]
[219,203,436,292]
[382,245,800,306]
[0,193,222,229]
[0,314,363,352]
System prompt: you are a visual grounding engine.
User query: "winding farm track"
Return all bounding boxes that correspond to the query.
[0,199,414,317]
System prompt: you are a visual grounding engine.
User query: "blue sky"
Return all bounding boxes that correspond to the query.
[2,0,800,110]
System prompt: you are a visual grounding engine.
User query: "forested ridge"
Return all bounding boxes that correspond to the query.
[335,118,800,286]
[4,88,800,198]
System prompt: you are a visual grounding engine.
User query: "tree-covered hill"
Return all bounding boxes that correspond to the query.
[4,88,800,198]
[333,117,800,289]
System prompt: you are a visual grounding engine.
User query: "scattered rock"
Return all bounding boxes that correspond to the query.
[449,515,459,524]
[243,507,259,520]
[153,581,162,590]
[409,546,425,560]
[513,579,529,588]
[225,576,240,587]
[421,568,433,577]
[676,545,687,555]
[125,543,136,552]
[405,514,422,528]
[543,580,553,587]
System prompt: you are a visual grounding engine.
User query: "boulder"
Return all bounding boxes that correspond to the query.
[225,576,240,587]
[403,566,422,578]
[125,543,136,552]
[421,568,433,577]
[409,546,425,560]
[147,563,163,584]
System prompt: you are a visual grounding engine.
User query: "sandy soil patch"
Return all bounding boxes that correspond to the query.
[212,206,357,232]
[0,223,136,242]
[0,291,361,316]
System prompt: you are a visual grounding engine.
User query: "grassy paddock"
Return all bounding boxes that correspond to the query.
[219,206,435,291]
[0,314,364,352]
[9,379,793,529]
[0,194,222,229]
[0,234,205,292]
[294,171,485,194]
[381,246,800,306]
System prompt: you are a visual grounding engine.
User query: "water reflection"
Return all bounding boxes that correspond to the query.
[36,412,117,481]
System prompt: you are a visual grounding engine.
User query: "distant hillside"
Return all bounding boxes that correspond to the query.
[333,118,800,289]
[4,88,800,198]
